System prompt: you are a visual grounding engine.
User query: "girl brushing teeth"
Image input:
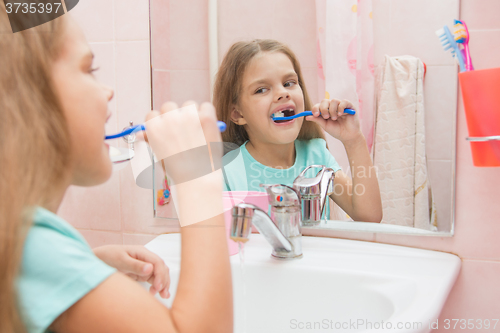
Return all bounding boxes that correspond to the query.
[215,39,382,222]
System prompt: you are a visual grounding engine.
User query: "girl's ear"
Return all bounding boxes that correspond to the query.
[230,107,247,125]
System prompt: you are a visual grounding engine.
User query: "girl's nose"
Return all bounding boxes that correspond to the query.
[104,85,114,101]
[275,87,290,102]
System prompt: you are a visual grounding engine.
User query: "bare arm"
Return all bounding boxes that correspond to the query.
[51,211,231,333]
[308,98,382,223]
[170,179,233,333]
[329,134,383,222]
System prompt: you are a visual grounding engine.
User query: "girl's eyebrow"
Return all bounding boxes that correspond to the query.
[248,78,268,87]
[283,71,298,79]
[248,71,298,88]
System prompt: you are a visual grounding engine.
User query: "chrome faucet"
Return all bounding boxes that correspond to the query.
[230,184,302,260]
[293,165,336,226]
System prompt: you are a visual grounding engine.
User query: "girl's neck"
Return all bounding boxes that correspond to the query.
[246,140,296,169]
[42,180,70,214]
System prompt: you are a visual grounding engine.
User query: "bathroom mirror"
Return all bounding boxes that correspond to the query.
[149,0,458,236]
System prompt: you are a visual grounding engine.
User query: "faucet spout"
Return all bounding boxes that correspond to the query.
[231,204,292,254]
[293,165,335,225]
[231,184,303,259]
[318,168,336,217]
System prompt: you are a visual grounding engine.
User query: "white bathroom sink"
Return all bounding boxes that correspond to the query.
[142,234,460,333]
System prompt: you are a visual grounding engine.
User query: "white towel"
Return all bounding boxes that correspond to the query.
[373,55,436,230]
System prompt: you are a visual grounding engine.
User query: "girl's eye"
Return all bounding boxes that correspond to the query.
[284,80,296,88]
[255,87,268,94]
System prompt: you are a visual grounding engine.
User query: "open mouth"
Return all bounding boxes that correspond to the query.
[271,109,295,123]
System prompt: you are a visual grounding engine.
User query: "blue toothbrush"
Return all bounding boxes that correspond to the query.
[271,109,355,121]
[436,25,466,72]
[105,121,227,140]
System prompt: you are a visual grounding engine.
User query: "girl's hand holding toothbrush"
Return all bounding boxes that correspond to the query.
[144,101,224,228]
[143,101,222,184]
[307,99,364,145]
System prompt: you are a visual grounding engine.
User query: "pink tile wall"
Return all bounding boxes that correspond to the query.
[218,0,319,102]
[59,0,180,247]
[151,0,319,108]
[151,0,211,109]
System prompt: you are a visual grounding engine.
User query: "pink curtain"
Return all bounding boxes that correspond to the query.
[316,0,375,154]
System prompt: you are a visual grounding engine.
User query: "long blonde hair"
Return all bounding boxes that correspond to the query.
[213,39,325,147]
[0,5,69,332]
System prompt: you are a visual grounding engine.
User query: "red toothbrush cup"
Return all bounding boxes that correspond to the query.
[459,67,500,166]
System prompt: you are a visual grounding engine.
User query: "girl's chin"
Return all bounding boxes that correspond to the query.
[93,161,113,186]
[86,150,113,185]
[271,132,300,145]
[72,165,112,186]
[70,145,113,186]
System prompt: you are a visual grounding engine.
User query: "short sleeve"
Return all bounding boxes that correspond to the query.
[304,138,342,173]
[17,208,116,333]
[323,146,342,173]
[222,146,250,192]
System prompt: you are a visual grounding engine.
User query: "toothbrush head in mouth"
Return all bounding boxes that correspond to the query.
[271,109,295,123]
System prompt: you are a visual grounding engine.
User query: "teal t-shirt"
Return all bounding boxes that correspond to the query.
[222,138,341,217]
[17,207,116,333]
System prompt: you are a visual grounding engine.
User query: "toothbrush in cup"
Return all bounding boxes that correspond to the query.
[436,25,466,72]
[453,19,474,71]
[271,109,356,121]
[105,121,227,140]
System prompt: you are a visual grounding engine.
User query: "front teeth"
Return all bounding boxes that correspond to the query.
[272,109,293,118]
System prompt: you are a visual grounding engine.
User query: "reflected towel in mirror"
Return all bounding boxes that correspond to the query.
[373,55,437,231]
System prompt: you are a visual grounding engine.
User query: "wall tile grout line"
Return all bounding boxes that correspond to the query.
[111,0,125,241]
